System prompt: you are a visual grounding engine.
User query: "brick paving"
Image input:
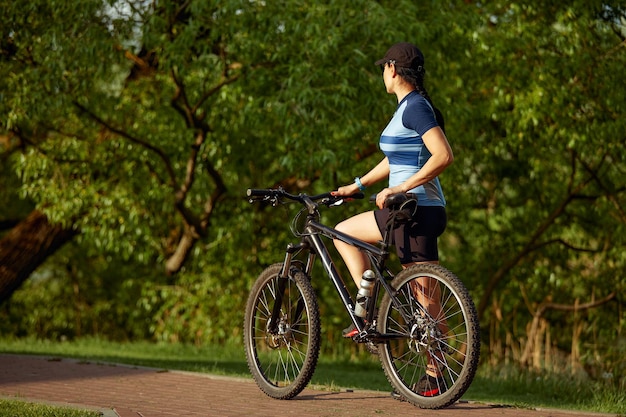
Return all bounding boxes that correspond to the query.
[0,354,616,417]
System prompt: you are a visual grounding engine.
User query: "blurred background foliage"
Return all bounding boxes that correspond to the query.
[1,0,625,389]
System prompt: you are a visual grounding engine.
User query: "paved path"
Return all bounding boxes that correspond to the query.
[0,354,615,417]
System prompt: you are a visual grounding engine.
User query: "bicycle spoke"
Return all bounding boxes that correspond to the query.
[377,264,480,409]
[244,264,321,399]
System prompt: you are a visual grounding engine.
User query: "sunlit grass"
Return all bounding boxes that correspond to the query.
[0,399,100,417]
[465,364,626,415]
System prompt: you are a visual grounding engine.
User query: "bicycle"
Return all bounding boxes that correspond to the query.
[243,187,480,409]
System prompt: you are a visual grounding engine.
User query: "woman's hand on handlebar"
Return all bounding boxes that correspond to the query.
[332,183,360,198]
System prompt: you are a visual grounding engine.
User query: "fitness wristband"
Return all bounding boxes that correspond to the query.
[354,177,366,191]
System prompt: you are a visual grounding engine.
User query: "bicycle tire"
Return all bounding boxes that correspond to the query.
[377,263,480,409]
[243,263,321,399]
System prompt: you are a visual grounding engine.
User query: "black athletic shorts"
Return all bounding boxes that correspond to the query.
[374,205,447,264]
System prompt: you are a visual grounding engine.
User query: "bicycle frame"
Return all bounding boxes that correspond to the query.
[277,208,403,341]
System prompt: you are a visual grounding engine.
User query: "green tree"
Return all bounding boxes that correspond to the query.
[438,1,626,374]
[0,0,387,295]
[0,0,429,339]
[1,0,625,384]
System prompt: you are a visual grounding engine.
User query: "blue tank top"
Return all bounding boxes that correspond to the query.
[379,91,446,207]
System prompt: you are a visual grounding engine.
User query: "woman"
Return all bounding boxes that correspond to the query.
[332,42,453,397]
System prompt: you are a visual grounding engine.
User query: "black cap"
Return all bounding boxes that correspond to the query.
[374,42,424,70]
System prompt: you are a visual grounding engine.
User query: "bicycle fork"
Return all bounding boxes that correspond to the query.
[267,242,312,335]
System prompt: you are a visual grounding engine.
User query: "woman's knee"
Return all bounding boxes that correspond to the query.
[335,220,348,235]
[333,223,348,249]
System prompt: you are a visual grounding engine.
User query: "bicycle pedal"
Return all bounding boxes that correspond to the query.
[357,330,369,339]
[354,328,379,342]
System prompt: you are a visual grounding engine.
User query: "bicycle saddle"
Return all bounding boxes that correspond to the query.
[369,193,418,226]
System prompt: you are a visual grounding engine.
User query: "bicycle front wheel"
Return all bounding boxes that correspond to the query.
[377,263,480,409]
[243,263,321,399]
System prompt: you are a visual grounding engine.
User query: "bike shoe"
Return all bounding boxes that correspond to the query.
[391,374,447,401]
[342,323,358,338]
[413,374,447,397]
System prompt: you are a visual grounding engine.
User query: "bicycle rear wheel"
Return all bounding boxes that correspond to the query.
[377,263,480,409]
[244,263,321,399]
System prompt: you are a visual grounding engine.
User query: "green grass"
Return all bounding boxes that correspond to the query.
[0,399,101,417]
[1,337,624,416]
[466,366,625,414]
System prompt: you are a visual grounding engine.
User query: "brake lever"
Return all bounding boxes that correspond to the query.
[248,195,280,206]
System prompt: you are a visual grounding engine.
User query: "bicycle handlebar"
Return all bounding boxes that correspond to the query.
[247,187,364,210]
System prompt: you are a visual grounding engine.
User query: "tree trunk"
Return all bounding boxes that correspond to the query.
[0,210,77,304]
[164,225,196,275]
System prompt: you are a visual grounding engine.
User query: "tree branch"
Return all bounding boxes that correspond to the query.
[168,70,212,233]
[520,291,616,366]
[73,101,178,189]
[477,169,594,318]
[174,129,207,235]
[170,69,196,128]
[200,157,227,228]
[164,68,232,274]
[193,73,241,115]
[538,292,616,315]
[529,238,601,254]
[577,151,626,224]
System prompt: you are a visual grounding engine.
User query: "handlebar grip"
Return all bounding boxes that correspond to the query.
[247,189,269,197]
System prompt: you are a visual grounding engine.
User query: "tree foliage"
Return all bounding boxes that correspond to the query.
[1,0,625,384]
[438,1,626,376]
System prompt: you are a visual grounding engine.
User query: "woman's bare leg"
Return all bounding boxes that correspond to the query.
[334,211,383,287]
[407,262,448,378]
